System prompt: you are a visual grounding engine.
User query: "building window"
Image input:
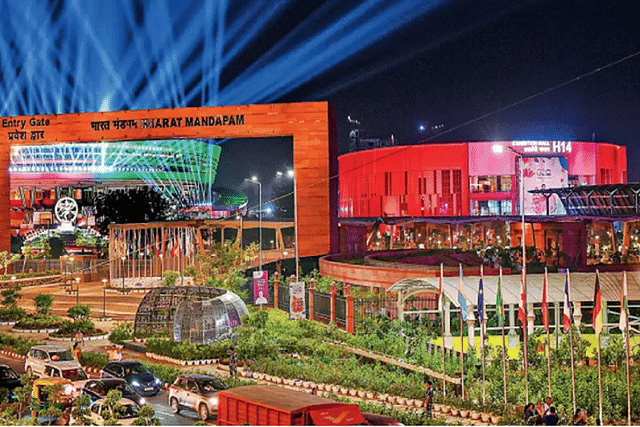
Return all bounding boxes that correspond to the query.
[470,175,511,193]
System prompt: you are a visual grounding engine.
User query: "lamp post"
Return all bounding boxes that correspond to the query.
[75,277,80,306]
[508,145,529,403]
[277,170,299,281]
[101,278,108,319]
[245,176,263,270]
[121,256,126,291]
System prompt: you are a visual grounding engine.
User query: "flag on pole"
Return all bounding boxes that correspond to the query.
[593,270,603,336]
[620,271,629,331]
[563,269,573,333]
[477,269,484,323]
[458,264,468,321]
[518,266,527,328]
[542,267,549,333]
[438,263,444,312]
[496,268,504,327]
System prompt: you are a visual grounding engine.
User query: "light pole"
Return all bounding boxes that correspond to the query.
[277,170,299,282]
[121,256,126,291]
[508,145,529,403]
[101,278,108,319]
[245,176,263,271]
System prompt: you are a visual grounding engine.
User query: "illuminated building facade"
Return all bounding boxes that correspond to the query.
[339,141,627,218]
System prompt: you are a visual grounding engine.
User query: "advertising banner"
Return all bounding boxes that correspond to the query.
[522,156,568,215]
[253,270,269,305]
[289,281,306,320]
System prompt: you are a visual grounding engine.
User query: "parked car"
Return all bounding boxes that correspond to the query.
[25,345,81,378]
[169,373,228,420]
[82,378,146,407]
[100,361,162,396]
[43,364,89,396]
[70,397,141,426]
[0,364,22,397]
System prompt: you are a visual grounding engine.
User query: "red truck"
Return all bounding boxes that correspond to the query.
[216,385,370,426]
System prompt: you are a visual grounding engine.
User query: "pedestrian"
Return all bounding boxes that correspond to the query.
[524,403,539,425]
[542,396,553,416]
[574,408,588,426]
[423,378,433,418]
[229,347,237,378]
[114,346,123,361]
[71,342,81,362]
[108,345,117,361]
[543,406,559,426]
[74,330,85,349]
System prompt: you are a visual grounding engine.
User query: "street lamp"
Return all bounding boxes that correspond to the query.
[245,176,263,270]
[276,170,299,282]
[507,145,528,403]
[121,256,126,291]
[101,278,108,319]
[75,277,80,306]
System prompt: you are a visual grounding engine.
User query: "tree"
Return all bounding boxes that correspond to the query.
[100,389,125,424]
[69,394,92,426]
[94,188,171,234]
[67,304,91,320]
[34,293,55,316]
[132,405,161,426]
[0,251,20,275]
[0,284,26,320]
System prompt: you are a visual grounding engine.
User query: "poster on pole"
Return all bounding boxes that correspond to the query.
[289,281,306,320]
[522,156,568,215]
[253,271,269,305]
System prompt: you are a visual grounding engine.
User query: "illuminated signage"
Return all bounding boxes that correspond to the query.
[512,140,572,154]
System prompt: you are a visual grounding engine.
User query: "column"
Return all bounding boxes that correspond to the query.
[602,300,609,335]
[527,303,535,335]
[573,302,583,332]
[330,281,337,324]
[345,284,354,334]
[508,303,518,348]
[397,290,405,321]
[308,278,316,321]
[467,307,476,349]
[444,297,452,347]
[273,271,280,310]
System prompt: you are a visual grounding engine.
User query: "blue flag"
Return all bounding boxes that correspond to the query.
[477,276,484,323]
[458,264,468,321]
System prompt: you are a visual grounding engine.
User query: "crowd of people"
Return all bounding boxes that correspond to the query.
[524,397,589,425]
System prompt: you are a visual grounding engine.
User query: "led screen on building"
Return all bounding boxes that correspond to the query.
[522,156,568,215]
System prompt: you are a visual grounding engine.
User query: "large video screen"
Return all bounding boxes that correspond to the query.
[522,156,568,215]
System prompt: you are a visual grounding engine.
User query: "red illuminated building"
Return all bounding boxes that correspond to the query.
[339,141,627,218]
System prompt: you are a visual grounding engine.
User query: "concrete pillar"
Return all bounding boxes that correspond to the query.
[397,290,404,321]
[444,298,452,347]
[508,303,518,348]
[602,300,609,335]
[573,301,583,333]
[554,301,560,348]
[345,284,354,334]
[273,272,280,310]
[330,281,337,324]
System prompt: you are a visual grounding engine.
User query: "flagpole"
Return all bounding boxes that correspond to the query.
[596,269,603,425]
[499,267,508,406]
[480,265,486,406]
[517,150,529,404]
[440,263,447,397]
[623,271,631,427]
[567,269,577,417]
[460,309,465,400]
[544,267,552,399]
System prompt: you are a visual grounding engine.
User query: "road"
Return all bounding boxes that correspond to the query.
[0,354,212,426]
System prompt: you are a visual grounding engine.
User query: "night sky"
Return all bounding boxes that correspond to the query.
[213,0,640,210]
[2,0,639,203]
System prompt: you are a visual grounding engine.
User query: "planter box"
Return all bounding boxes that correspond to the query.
[481,413,491,422]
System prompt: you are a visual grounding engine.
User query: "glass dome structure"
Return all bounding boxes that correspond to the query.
[134,286,247,340]
[173,291,249,344]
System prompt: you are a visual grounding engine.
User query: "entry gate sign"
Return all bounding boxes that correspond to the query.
[289,281,306,320]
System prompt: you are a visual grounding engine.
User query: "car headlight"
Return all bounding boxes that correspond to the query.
[131,380,140,387]
[139,398,145,405]
[209,397,218,405]
[154,378,162,385]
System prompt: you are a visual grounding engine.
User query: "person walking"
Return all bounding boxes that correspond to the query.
[74,330,85,349]
[71,342,81,362]
[229,347,237,378]
[423,379,433,418]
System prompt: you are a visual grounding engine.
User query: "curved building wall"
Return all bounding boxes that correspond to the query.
[339,141,627,218]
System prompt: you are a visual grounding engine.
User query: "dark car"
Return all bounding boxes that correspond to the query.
[100,361,162,396]
[0,364,22,399]
[82,378,146,407]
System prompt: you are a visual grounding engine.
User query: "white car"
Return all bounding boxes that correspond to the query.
[44,364,90,396]
[70,397,141,426]
[169,374,228,420]
[25,345,82,378]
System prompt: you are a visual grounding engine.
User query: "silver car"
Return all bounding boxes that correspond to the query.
[25,345,81,378]
[168,374,227,420]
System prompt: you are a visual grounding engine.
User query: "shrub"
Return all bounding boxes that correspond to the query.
[67,304,92,319]
[109,322,133,345]
[0,332,43,355]
[80,351,109,369]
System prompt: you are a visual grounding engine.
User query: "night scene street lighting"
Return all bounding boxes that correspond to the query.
[276,169,299,282]
[245,176,263,271]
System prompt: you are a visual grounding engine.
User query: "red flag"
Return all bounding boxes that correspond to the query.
[518,267,527,328]
[542,267,549,333]
[593,270,603,336]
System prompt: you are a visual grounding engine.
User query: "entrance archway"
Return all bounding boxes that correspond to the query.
[0,102,338,256]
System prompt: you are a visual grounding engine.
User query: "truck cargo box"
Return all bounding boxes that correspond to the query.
[217,385,367,426]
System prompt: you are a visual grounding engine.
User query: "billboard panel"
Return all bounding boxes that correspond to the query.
[522,156,568,215]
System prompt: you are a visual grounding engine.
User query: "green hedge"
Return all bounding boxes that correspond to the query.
[0,332,43,355]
